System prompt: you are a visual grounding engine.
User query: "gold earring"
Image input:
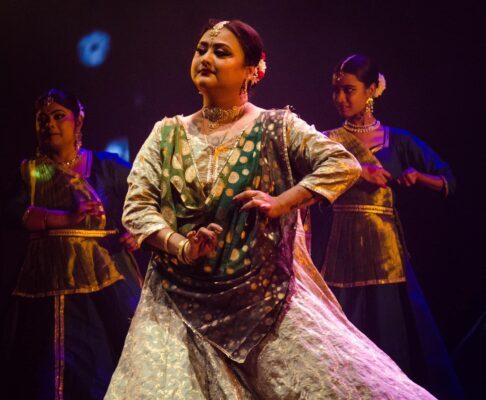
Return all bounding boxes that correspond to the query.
[240,79,248,97]
[75,131,83,152]
[365,97,374,115]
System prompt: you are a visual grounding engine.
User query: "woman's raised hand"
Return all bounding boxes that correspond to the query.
[360,163,392,188]
[68,200,104,225]
[396,167,419,187]
[119,231,140,252]
[232,190,284,218]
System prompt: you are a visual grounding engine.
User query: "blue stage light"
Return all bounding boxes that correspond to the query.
[78,31,111,67]
[105,137,130,162]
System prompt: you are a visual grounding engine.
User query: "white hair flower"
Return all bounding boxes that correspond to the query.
[374,73,387,98]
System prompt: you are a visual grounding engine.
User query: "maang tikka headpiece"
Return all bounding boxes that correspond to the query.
[42,95,55,108]
[332,54,387,98]
[333,54,357,83]
[209,20,229,38]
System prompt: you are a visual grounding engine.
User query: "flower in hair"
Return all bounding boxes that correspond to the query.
[77,100,85,119]
[374,73,387,98]
[250,52,267,85]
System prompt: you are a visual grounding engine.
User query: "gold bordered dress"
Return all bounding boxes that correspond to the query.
[2,151,142,400]
[313,126,462,400]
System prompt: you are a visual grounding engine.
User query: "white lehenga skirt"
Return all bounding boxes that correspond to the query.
[105,224,435,400]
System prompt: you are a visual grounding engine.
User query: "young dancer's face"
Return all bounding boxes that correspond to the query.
[332,72,375,119]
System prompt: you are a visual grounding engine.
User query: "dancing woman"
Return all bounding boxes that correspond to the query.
[106,22,435,399]
[314,54,462,399]
[3,89,142,399]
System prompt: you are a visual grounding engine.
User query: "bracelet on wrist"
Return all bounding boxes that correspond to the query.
[182,239,194,265]
[177,239,189,264]
[162,230,176,252]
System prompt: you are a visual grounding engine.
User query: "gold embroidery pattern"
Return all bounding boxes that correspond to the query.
[326,277,407,288]
[332,204,394,216]
[30,229,118,239]
[322,127,406,287]
[14,275,125,298]
[15,154,125,297]
[54,295,65,400]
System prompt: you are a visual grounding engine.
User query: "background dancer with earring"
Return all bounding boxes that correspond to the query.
[106,20,436,399]
[312,54,463,399]
[2,88,142,400]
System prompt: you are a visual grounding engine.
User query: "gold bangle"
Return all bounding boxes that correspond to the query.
[162,230,176,252]
[182,239,194,265]
[177,239,189,264]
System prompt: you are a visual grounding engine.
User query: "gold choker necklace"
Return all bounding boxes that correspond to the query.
[54,151,82,167]
[58,154,81,167]
[202,104,246,129]
[343,119,381,134]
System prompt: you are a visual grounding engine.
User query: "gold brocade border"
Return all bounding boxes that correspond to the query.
[369,126,390,154]
[30,229,118,239]
[281,109,295,185]
[54,295,65,400]
[299,181,337,202]
[332,204,394,216]
[13,275,125,298]
[28,159,36,205]
[327,276,406,288]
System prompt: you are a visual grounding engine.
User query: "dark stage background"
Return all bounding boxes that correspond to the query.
[1,0,484,396]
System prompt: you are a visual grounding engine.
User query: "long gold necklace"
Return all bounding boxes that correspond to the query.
[203,129,244,185]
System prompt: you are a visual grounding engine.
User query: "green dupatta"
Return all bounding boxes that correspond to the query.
[149,110,298,362]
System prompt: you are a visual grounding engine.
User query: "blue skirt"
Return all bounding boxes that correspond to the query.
[2,279,140,400]
[330,261,464,400]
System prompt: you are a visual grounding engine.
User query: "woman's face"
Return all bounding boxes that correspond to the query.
[332,72,375,119]
[35,101,81,153]
[191,27,252,95]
